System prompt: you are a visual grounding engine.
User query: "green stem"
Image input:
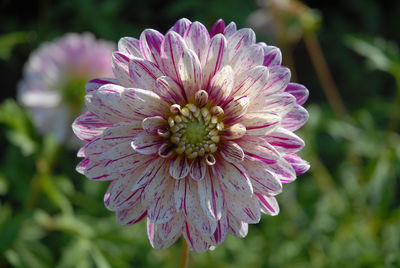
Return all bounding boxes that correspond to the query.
[180,238,189,268]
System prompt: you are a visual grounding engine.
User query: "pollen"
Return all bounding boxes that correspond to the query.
[165,103,224,159]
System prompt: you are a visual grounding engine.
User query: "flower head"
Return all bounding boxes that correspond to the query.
[18,33,115,147]
[73,18,310,252]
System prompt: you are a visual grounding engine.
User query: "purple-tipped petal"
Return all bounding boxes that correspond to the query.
[284,153,310,176]
[209,19,226,37]
[285,82,309,105]
[262,46,282,66]
[118,37,141,58]
[202,34,228,89]
[266,127,305,153]
[184,21,210,65]
[170,18,192,36]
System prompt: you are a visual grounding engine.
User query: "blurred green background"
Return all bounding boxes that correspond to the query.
[1,0,400,267]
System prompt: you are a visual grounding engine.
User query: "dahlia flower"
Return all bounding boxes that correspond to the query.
[73,18,309,252]
[18,33,115,147]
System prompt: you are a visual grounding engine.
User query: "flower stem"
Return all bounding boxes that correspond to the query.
[303,32,347,117]
[180,237,189,268]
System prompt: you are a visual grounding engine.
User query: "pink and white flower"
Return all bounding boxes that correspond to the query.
[73,18,309,252]
[18,33,115,147]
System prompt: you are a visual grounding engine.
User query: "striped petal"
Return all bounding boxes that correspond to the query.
[104,174,143,211]
[198,169,224,220]
[228,213,248,238]
[284,153,310,176]
[142,116,167,135]
[183,21,210,65]
[281,105,309,131]
[219,141,244,163]
[139,29,163,66]
[190,157,206,180]
[225,192,260,223]
[131,131,163,155]
[207,65,234,105]
[147,182,176,224]
[262,45,282,66]
[118,37,141,58]
[112,52,134,86]
[237,135,280,164]
[244,159,282,196]
[212,160,253,198]
[202,34,228,89]
[72,112,111,141]
[266,127,305,153]
[285,82,309,105]
[169,154,190,179]
[178,48,202,102]
[241,112,280,136]
[128,58,164,91]
[255,193,280,216]
[116,203,147,225]
[122,88,169,118]
[223,95,249,123]
[169,18,192,36]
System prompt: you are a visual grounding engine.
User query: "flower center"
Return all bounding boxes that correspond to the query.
[167,103,224,159]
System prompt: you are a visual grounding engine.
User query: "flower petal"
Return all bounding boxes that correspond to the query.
[142,116,167,135]
[225,192,260,223]
[148,182,176,224]
[155,75,186,104]
[142,162,171,205]
[112,51,134,86]
[190,157,206,180]
[104,174,143,211]
[147,218,182,250]
[222,95,249,123]
[221,123,246,140]
[228,213,248,238]
[219,141,244,163]
[283,153,310,175]
[227,28,256,62]
[183,221,210,253]
[101,120,142,146]
[207,65,233,105]
[85,77,119,94]
[266,127,305,153]
[285,82,309,105]
[183,21,210,65]
[96,84,132,119]
[237,135,280,163]
[72,112,111,141]
[231,66,269,99]
[261,65,291,95]
[224,21,237,38]
[116,203,147,225]
[202,34,228,89]
[160,31,188,91]
[198,169,224,220]
[139,29,164,66]
[103,151,150,174]
[169,18,192,36]
[230,44,264,76]
[131,157,167,192]
[122,88,169,118]
[265,157,296,184]
[131,131,163,155]
[241,112,281,136]
[255,193,280,216]
[210,214,228,246]
[169,154,190,179]
[209,19,225,38]
[178,48,202,102]
[84,93,127,123]
[263,45,282,66]
[174,179,185,211]
[128,58,164,91]
[212,160,253,198]
[243,159,282,196]
[118,37,141,58]
[154,212,185,241]
[249,92,296,116]
[281,104,309,131]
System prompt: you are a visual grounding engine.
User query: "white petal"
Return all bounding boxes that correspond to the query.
[129,58,164,91]
[122,88,169,119]
[256,193,280,216]
[207,65,234,105]
[225,192,260,224]
[178,48,202,102]
[212,160,253,198]
[169,154,190,179]
[183,21,210,65]
[202,34,228,89]
[147,182,176,224]
[198,169,224,220]
[115,202,147,225]
[139,29,164,66]
[244,159,283,196]
[72,112,111,141]
[241,112,281,136]
[219,141,244,163]
[131,131,163,155]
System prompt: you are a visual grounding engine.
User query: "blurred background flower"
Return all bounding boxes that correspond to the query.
[0,0,400,267]
[17,33,115,148]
